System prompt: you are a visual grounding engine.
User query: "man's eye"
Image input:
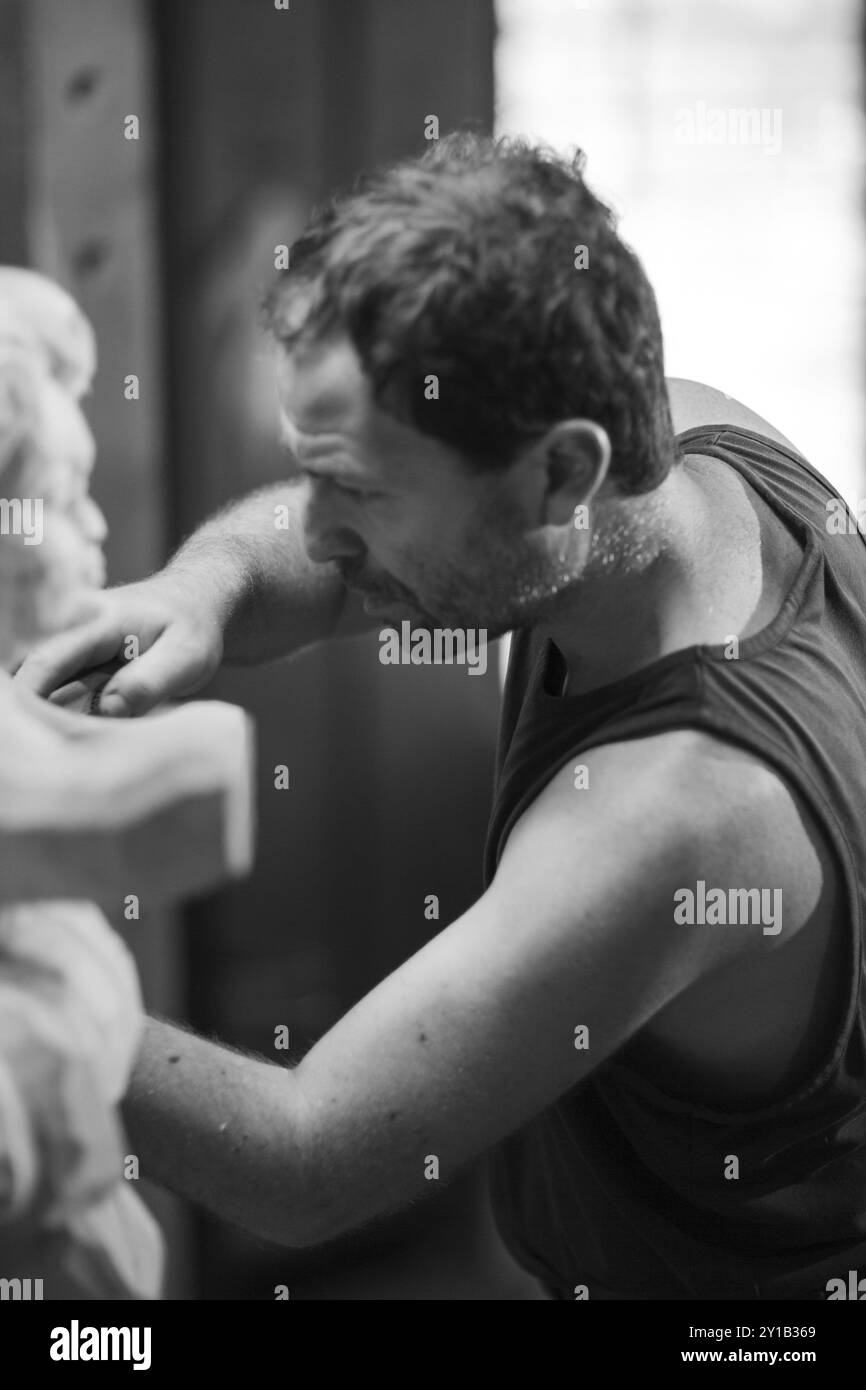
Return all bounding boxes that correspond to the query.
[331,481,382,502]
[304,472,383,503]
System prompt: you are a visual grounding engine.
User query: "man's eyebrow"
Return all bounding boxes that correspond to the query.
[278,414,381,486]
[278,413,315,456]
[279,414,346,461]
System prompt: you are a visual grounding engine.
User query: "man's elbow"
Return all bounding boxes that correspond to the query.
[267,1073,407,1249]
[263,1075,342,1249]
[270,1194,338,1250]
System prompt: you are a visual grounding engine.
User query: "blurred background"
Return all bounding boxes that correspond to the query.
[0,0,862,1299]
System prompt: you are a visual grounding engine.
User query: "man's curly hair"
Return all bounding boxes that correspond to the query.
[263,132,677,495]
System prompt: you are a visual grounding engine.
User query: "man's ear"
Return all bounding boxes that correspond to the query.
[532,419,612,527]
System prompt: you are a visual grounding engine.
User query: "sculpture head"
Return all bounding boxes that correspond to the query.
[0,268,107,671]
[0,266,255,914]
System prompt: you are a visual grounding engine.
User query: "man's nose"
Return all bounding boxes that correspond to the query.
[303,521,365,567]
[301,485,363,567]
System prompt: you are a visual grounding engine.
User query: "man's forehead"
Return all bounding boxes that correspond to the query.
[275,338,441,473]
[275,336,369,435]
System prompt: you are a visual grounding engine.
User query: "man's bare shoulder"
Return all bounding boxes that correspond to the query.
[666,377,802,456]
[500,728,828,970]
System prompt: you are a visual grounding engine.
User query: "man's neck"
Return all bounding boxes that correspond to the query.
[541,458,766,698]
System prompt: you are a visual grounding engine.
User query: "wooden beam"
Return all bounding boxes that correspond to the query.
[0,0,29,262]
[24,0,166,584]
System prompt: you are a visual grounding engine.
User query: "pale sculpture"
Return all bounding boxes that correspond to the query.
[0,268,254,1297]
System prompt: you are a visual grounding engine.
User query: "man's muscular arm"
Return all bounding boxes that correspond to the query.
[159,477,377,666]
[15,476,376,712]
[122,731,822,1247]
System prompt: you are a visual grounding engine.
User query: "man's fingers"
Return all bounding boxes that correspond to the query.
[97,630,212,716]
[14,621,123,697]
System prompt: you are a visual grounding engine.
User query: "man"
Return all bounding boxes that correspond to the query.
[17,134,866,1300]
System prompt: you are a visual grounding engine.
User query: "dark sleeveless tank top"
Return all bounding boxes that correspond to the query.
[482,426,866,1300]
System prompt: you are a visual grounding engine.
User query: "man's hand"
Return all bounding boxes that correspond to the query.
[14,574,224,716]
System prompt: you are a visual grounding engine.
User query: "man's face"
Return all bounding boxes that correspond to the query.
[275,335,577,637]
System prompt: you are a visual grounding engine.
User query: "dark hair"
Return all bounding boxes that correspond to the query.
[263,132,677,494]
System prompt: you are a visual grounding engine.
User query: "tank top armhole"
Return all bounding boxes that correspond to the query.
[599,710,863,1126]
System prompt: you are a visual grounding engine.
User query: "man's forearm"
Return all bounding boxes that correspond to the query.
[122,1016,319,1247]
[161,481,355,665]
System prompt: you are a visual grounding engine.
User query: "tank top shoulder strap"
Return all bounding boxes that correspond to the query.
[676,423,865,557]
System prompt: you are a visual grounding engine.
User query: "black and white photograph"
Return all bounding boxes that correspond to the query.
[1,0,864,1360]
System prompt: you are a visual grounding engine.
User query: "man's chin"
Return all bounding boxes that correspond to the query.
[360,590,496,633]
[362,592,424,623]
